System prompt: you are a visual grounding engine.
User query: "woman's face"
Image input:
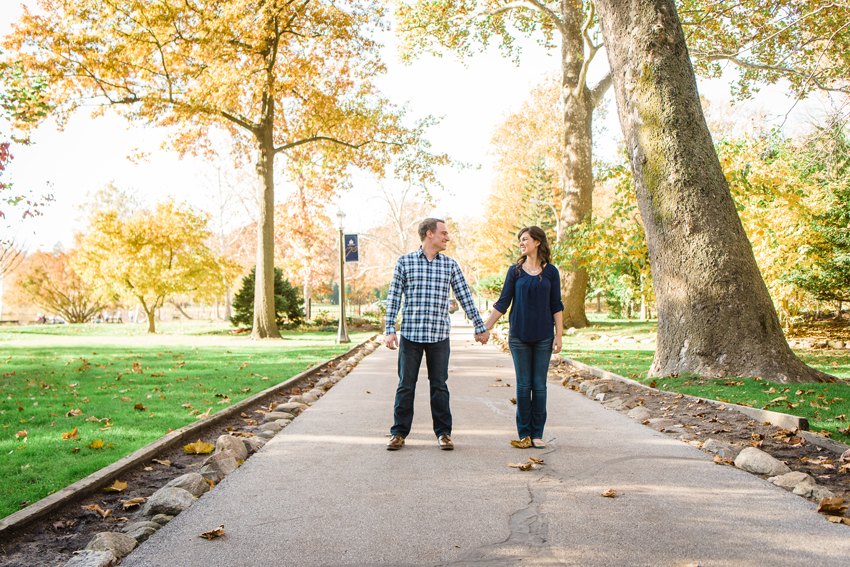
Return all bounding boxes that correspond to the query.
[519,232,540,257]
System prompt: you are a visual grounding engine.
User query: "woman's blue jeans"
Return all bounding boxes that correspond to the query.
[508,335,553,440]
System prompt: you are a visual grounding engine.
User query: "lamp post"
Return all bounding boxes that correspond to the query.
[336,208,350,344]
[529,198,561,242]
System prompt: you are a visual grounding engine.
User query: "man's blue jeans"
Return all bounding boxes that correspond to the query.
[390,336,452,438]
[508,335,553,440]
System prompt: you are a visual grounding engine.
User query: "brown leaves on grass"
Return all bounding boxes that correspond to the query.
[15,430,26,438]
[199,524,225,540]
[102,480,127,492]
[134,403,147,411]
[62,427,79,440]
[88,439,104,449]
[196,407,212,419]
[65,409,83,417]
[184,440,214,454]
[132,362,142,373]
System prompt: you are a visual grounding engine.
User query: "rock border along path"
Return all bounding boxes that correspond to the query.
[0,336,378,539]
[120,322,850,567]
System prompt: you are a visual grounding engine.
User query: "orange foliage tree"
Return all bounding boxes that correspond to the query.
[4,0,449,339]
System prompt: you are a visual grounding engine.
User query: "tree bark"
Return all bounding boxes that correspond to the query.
[594,0,834,383]
[251,122,282,339]
[168,299,193,320]
[558,0,594,329]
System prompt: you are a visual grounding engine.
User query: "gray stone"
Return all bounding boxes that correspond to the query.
[586,383,610,398]
[734,447,792,476]
[287,395,307,404]
[263,411,296,423]
[827,340,845,349]
[242,437,266,454]
[703,438,740,460]
[622,336,637,343]
[640,338,655,344]
[258,421,283,433]
[256,430,276,439]
[142,487,196,517]
[603,398,627,410]
[276,402,308,416]
[811,486,838,501]
[84,532,137,558]
[199,451,239,483]
[647,418,675,430]
[150,514,173,526]
[315,377,333,388]
[164,472,210,498]
[841,449,850,462]
[628,407,651,420]
[594,392,609,402]
[792,476,817,497]
[302,392,319,403]
[565,327,578,336]
[121,520,160,534]
[768,471,813,490]
[215,435,248,461]
[65,550,117,567]
[124,523,159,544]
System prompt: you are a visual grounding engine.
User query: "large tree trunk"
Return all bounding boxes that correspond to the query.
[595,0,834,383]
[558,1,594,328]
[252,123,282,339]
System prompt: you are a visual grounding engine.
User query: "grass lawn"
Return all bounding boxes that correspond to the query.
[0,322,371,519]
[559,314,850,444]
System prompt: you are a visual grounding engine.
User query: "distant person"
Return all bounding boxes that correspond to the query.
[483,226,563,449]
[384,218,490,451]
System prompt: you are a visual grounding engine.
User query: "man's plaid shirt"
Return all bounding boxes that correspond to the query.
[385,248,486,343]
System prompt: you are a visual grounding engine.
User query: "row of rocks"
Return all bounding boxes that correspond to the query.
[564,328,656,344]
[568,375,847,507]
[788,338,849,350]
[65,337,382,567]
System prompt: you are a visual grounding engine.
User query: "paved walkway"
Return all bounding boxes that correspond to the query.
[123,319,850,567]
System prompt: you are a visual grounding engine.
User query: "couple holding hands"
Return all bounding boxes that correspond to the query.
[383,218,563,451]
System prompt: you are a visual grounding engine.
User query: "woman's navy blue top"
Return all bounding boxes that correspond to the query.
[492,263,564,342]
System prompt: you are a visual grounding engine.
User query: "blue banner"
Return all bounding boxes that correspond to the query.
[344,234,359,262]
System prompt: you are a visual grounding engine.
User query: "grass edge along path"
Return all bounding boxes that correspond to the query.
[0,328,371,519]
[0,335,376,535]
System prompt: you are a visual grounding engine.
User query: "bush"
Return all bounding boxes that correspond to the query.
[231,266,303,329]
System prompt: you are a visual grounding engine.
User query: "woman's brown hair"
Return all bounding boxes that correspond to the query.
[513,226,551,275]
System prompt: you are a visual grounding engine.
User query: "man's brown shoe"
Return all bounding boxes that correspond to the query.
[386,435,405,451]
[438,434,454,450]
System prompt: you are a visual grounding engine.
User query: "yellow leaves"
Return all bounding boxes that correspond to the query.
[120,497,146,510]
[62,427,79,440]
[88,439,104,449]
[184,440,215,454]
[102,480,127,492]
[82,504,111,518]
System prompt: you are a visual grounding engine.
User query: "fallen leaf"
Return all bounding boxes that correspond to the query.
[817,497,848,515]
[88,439,104,449]
[510,398,517,404]
[528,457,544,464]
[134,403,147,411]
[121,397,132,402]
[102,480,128,492]
[71,447,80,453]
[132,362,142,373]
[120,497,146,510]
[199,524,225,540]
[507,462,533,471]
[15,430,27,438]
[82,504,111,518]
[601,489,619,498]
[152,458,171,467]
[196,407,212,419]
[510,438,533,449]
[53,520,76,530]
[648,380,657,388]
[65,409,84,417]
[184,440,215,454]
[62,427,79,440]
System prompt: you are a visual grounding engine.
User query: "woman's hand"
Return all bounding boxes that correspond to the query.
[552,336,562,354]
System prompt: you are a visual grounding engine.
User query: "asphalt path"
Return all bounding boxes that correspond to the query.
[123,317,850,567]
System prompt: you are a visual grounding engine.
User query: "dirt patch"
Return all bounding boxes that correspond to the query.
[550,362,850,513]
[0,342,371,567]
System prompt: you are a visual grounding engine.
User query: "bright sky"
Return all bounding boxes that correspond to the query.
[0,2,828,251]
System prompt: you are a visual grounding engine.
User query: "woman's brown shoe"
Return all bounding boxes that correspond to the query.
[386,435,405,451]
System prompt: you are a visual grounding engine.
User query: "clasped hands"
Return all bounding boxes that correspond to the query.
[475,330,490,345]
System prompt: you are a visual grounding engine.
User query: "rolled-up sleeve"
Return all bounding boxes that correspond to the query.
[492,269,516,314]
[549,266,564,314]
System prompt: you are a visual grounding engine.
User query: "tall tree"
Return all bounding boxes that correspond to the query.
[594,0,833,382]
[397,1,612,328]
[4,0,448,340]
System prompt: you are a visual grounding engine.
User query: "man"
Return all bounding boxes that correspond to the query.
[384,218,490,451]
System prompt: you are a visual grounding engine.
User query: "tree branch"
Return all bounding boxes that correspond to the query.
[590,71,612,109]
[576,2,601,97]
[483,1,567,37]
[274,136,400,154]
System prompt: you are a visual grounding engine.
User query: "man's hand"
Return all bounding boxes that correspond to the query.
[385,333,399,350]
[553,336,562,354]
[475,330,490,345]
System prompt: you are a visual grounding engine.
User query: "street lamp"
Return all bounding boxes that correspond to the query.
[529,198,561,242]
[336,208,350,344]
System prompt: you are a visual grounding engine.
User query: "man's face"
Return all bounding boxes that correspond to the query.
[427,222,450,251]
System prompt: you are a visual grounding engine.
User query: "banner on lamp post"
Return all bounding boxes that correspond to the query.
[344,234,359,262]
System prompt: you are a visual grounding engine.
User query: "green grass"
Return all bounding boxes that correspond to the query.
[559,315,850,444]
[0,322,370,519]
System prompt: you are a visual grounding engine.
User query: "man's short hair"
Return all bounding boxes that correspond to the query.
[418,218,446,241]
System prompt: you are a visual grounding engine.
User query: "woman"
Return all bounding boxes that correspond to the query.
[483,226,563,449]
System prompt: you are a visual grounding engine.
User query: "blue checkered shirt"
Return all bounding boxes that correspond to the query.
[385,248,486,342]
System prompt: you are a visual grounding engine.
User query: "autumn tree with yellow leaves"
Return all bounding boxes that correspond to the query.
[75,201,241,333]
[4,0,448,339]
